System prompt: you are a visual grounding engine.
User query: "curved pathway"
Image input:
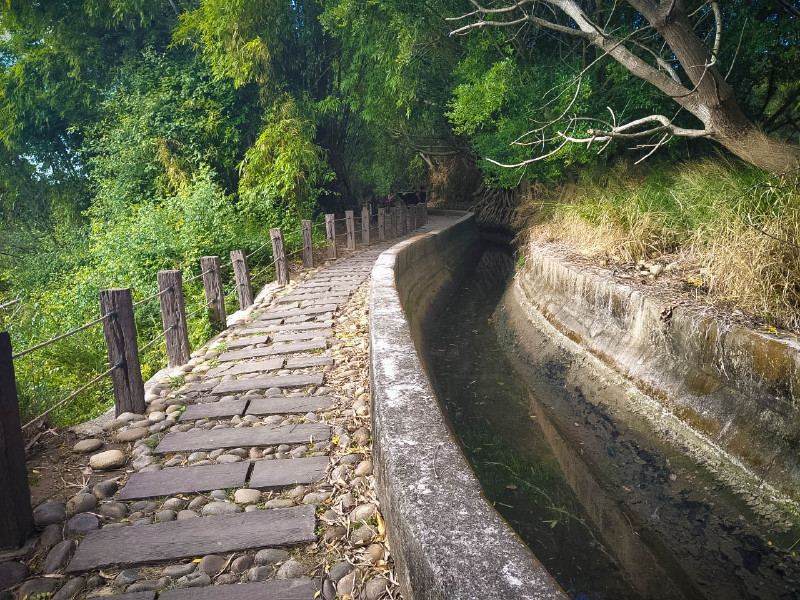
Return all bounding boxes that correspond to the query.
[38,244,401,600]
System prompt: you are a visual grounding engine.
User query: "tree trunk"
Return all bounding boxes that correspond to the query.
[711,117,800,173]
[633,0,800,173]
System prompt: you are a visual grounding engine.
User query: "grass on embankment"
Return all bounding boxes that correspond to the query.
[518,158,800,332]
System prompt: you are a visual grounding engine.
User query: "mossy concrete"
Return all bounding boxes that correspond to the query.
[518,244,800,499]
[370,211,566,600]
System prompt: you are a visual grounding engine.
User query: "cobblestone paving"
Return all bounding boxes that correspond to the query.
[14,243,402,600]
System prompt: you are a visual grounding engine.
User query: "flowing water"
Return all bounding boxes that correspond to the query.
[424,244,800,600]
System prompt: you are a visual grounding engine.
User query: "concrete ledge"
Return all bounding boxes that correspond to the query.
[519,244,800,498]
[370,211,566,600]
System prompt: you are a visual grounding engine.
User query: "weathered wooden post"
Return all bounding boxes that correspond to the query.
[99,288,146,416]
[362,206,370,246]
[157,270,191,368]
[230,249,254,309]
[0,332,34,548]
[407,204,416,231]
[270,227,289,286]
[200,256,226,331]
[378,207,386,241]
[325,214,337,260]
[390,207,399,238]
[399,204,407,236]
[345,210,356,250]
[302,220,314,268]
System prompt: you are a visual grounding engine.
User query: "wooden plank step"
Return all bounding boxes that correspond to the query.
[249,456,329,490]
[293,282,332,289]
[283,315,319,324]
[180,381,216,394]
[212,373,323,395]
[226,335,270,349]
[246,396,334,415]
[159,579,318,600]
[207,358,285,377]
[286,356,335,369]
[179,398,248,421]
[298,300,346,309]
[218,340,326,362]
[301,294,348,303]
[244,322,333,333]
[278,292,347,303]
[117,462,250,501]
[272,329,331,342]
[257,305,338,320]
[154,424,330,454]
[66,506,317,572]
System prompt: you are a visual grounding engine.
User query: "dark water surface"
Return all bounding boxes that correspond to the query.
[424,244,800,600]
[427,245,641,599]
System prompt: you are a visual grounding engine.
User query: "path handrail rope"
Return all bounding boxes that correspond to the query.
[185,298,216,321]
[251,259,278,281]
[12,312,114,360]
[132,286,174,308]
[246,240,273,260]
[22,363,120,430]
[10,215,350,416]
[183,268,214,284]
[245,221,309,260]
[138,325,175,355]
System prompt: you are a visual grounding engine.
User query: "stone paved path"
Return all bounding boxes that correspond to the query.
[20,243,400,600]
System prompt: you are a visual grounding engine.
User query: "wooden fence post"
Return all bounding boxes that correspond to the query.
[99,288,146,417]
[271,228,289,285]
[390,207,399,238]
[0,332,34,548]
[378,207,386,241]
[421,202,428,225]
[408,204,416,231]
[200,256,226,331]
[302,220,314,268]
[230,249,254,309]
[399,204,407,236]
[345,210,356,250]
[325,214,337,260]
[157,270,191,368]
[362,205,370,246]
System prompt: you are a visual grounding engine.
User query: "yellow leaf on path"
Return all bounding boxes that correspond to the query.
[377,512,386,538]
[192,558,202,563]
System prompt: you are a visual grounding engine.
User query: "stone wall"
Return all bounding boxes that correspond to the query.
[518,244,800,499]
[369,211,567,600]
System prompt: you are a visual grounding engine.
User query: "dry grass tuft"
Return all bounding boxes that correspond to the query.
[518,158,800,331]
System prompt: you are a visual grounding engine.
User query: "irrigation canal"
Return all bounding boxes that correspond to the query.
[426,243,800,600]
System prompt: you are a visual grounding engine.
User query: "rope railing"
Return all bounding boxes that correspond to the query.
[1,206,427,541]
[10,209,409,401]
[246,240,273,260]
[12,312,114,360]
[138,325,175,355]
[22,363,120,430]
[183,268,214,284]
[132,286,174,308]
[185,298,216,321]
[251,259,277,281]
